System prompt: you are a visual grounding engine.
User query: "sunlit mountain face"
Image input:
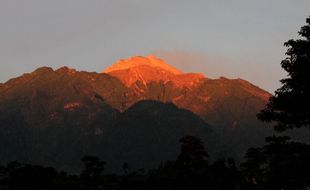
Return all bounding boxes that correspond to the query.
[103,55,270,126]
[102,55,275,159]
[0,55,280,172]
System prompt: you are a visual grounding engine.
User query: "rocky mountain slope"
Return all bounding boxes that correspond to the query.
[103,55,274,158]
[0,67,216,172]
[0,55,279,172]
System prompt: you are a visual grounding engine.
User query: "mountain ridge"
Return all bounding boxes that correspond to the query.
[102,55,270,98]
[0,57,276,172]
[0,67,216,171]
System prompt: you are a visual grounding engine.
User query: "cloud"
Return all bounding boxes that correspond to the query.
[152,49,284,93]
[153,49,235,78]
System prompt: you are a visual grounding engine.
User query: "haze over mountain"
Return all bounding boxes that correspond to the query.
[0,55,282,172]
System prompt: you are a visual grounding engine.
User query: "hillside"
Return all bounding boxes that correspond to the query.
[0,56,280,171]
[0,67,216,172]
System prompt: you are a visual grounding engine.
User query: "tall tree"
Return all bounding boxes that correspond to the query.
[80,155,105,179]
[258,16,310,131]
[176,136,209,170]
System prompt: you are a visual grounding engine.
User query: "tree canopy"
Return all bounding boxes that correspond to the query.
[258,16,310,131]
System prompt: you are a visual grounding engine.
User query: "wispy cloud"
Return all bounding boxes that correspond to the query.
[153,49,284,93]
[153,49,236,78]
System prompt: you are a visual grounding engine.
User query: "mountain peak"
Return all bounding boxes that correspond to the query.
[56,66,77,75]
[102,55,206,87]
[103,54,183,75]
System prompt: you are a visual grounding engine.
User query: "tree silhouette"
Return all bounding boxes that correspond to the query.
[241,136,310,190]
[208,158,239,190]
[176,135,209,170]
[7,164,58,190]
[81,155,105,179]
[258,16,310,131]
[80,155,105,189]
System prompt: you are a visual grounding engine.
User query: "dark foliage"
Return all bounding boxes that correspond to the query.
[1,135,310,190]
[0,136,240,190]
[241,136,310,190]
[258,16,310,131]
[177,136,209,171]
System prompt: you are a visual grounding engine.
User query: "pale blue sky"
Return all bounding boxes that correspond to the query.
[0,0,309,92]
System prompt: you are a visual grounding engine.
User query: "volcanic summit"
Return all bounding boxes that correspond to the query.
[103,54,205,87]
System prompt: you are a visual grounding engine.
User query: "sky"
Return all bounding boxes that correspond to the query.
[0,0,309,93]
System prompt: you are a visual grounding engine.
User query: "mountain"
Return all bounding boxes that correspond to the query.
[103,55,273,158]
[0,67,216,172]
[103,54,204,89]
[103,55,270,117]
[0,55,291,172]
[101,100,217,172]
[0,67,120,171]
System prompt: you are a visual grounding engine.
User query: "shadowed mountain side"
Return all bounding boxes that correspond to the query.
[1,65,309,173]
[102,55,310,159]
[0,67,120,171]
[0,68,217,172]
[176,77,274,159]
[0,66,135,110]
[109,77,275,160]
[0,67,119,131]
[100,100,217,173]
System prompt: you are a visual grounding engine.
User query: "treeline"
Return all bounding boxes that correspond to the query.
[1,135,310,190]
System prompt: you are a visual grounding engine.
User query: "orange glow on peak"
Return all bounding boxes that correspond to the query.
[103,55,183,75]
